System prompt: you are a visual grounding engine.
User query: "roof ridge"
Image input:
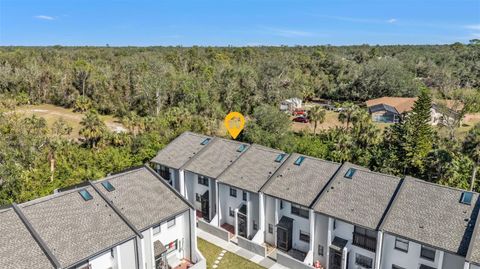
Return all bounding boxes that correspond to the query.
[215,143,252,180]
[12,203,61,269]
[180,136,219,170]
[377,177,406,230]
[310,162,345,209]
[259,153,294,193]
[151,131,211,165]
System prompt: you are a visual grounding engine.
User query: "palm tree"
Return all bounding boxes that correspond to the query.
[79,110,106,148]
[338,102,359,129]
[463,123,480,191]
[309,106,326,134]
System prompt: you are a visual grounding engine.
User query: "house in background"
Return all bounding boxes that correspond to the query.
[0,166,205,269]
[150,132,212,195]
[182,137,249,223]
[216,144,288,242]
[312,163,402,269]
[261,153,341,267]
[365,97,463,125]
[380,177,479,269]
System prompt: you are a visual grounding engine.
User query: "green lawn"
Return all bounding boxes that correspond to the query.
[197,238,265,269]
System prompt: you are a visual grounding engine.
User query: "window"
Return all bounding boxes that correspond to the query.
[101,181,115,192]
[268,224,273,234]
[352,226,377,252]
[355,254,373,269]
[230,187,237,197]
[198,175,209,187]
[291,204,309,219]
[318,245,324,256]
[392,265,406,269]
[79,189,93,201]
[420,246,435,261]
[195,193,200,202]
[153,224,161,235]
[253,221,258,230]
[167,218,176,228]
[294,156,305,166]
[461,191,473,205]
[200,138,211,145]
[237,144,247,152]
[229,207,234,217]
[158,165,170,181]
[299,231,310,243]
[242,191,247,201]
[280,200,284,210]
[344,168,356,179]
[394,238,409,253]
[275,153,286,162]
[333,220,336,230]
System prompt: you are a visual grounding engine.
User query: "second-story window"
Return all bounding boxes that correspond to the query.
[291,204,309,219]
[230,187,237,197]
[198,175,209,187]
[394,238,409,253]
[158,165,170,181]
[299,231,310,243]
[352,226,377,252]
[420,245,435,261]
[167,218,176,228]
[242,191,247,201]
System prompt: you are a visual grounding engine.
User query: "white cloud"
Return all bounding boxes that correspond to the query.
[262,27,315,38]
[387,18,397,24]
[34,15,55,20]
[465,24,480,30]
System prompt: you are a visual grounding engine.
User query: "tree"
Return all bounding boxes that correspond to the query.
[309,106,326,134]
[463,123,480,190]
[79,110,107,148]
[338,102,359,129]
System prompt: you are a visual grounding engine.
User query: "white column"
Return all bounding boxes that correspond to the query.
[259,192,265,236]
[234,208,239,236]
[375,230,383,269]
[274,198,279,246]
[309,209,315,264]
[190,208,200,263]
[438,251,444,269]
[216,181,220,226]
[326,217,333,268]
[116,245,122,269]
[246,191,251,238]
[179,169,185,196]
[464,262,471,269]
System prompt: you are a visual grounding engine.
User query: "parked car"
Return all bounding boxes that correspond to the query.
[292,116,309,123]
[292,109,307,116]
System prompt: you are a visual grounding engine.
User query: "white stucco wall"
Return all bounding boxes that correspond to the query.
[89,250,114,269]
[442,252,466,269]
[381,233,442,269]
[117,239,136,269]
[185,171,212,217]
[276,199,311,253]
[313,213,329,267]
[265,195,276,245]
[470,263,480,269]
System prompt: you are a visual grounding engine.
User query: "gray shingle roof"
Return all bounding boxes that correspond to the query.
[183,138,249,179]
[94,166,191,231]
[217,144,287,193]
[314,163,402,230]
[381,177,479,256]
[19,186,136,268]
[151,132,211,169]
[0,208,55,269]
[468,217,480,265]
[261,153,340,207]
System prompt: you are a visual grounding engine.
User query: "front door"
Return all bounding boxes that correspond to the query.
[201,191,209,221]
[238,213,247,238]
[277,227,290,251]
[329,248,343,269]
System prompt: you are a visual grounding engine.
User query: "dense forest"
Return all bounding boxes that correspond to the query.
[0,43,479,205]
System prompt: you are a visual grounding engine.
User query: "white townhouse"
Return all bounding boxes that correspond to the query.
[380,177,479,269]
[0,166,205,269]
[467,217,480,269]
[312,163,403,269]
[260,153,341,267]
[215,144,288,241]
[181,137,249,223]
[151,131,212,195]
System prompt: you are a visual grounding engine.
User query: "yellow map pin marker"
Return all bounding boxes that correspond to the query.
[224,112,245,139]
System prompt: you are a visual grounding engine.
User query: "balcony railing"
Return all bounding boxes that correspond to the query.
[352,233,377,252]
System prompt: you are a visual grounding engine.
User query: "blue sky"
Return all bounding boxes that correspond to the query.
[0,0,479,46]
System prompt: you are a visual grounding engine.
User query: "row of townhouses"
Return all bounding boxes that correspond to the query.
[151,131,480,269]
[0,165,206,269]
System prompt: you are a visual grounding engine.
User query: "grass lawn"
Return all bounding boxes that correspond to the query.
[197,238,265,269]
[13,104,125,139]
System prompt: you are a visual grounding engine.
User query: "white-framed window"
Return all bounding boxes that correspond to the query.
[420,245,435,261]
[355,254,373,269]
[153,224,161,235]
[230,187,237,197]
[394,237,409,253]
[167,218,176,228]
[299,230,310,243]
[318,245,324,256]
[198,175,209,187]
[268,224,273,234]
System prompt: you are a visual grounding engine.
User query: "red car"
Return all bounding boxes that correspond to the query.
[292,109,306,116]
[293,116,309,123]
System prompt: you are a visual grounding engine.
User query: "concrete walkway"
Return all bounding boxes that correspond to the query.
[198,229,288,269]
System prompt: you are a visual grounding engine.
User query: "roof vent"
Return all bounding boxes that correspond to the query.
[294,156,305,166]
[237,144,247,152]
[79,189,93,201]
[460,191,473,205]
[200,138,211,145]
[101,181,115,192]
[344,168,356,179]
[275,153,286,163]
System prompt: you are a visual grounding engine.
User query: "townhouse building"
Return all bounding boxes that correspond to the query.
[312,163,403,269]
[380,177,479,269]
[467,217,480,269]
[0,166,205,269]
[261,153,341,267]
[181,137,249,223]
[151,131,212,195]
[215,144,288,241]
